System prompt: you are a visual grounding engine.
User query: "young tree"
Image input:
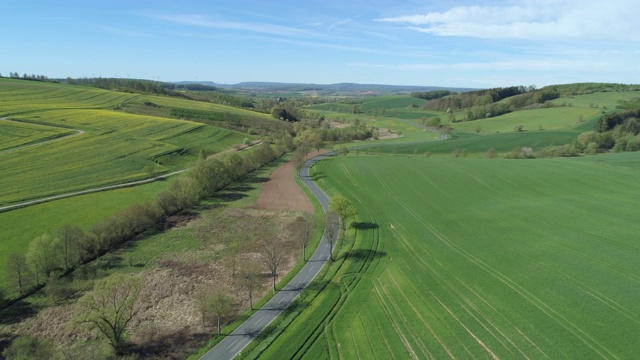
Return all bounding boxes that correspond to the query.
[239,260,261,310]
[261,237,287,291]
[75,273,144,354]
[329,196,357,234]
[7,253,30,294]
[325,211,340,261]
[197,285,235,335]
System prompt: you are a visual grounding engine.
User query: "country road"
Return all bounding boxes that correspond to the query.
[200,151,336,360]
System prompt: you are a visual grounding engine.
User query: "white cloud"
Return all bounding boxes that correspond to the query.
[376,1,640,41]
[149,14,317,38]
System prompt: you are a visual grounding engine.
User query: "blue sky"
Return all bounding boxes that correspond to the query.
[2,0,639,88]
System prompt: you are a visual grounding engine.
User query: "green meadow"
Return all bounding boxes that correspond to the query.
[255,153,640,359]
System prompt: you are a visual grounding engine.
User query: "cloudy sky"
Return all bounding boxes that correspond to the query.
[2,0,639,88]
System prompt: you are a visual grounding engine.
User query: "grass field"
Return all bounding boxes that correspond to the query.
[252,153,640,359]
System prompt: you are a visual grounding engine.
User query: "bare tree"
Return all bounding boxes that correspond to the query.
[239,260,261,310]
[75,273,144,354]
[287,215,315,261]
[7,253,30,294]
[325,211,340,261]
[261,237,287,291]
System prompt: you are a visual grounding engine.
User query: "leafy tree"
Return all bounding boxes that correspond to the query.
[26,233,58,284]
[75,273,144,354]
[329,196,357,234]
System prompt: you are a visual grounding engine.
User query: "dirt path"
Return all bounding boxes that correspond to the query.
[254,158,314,213]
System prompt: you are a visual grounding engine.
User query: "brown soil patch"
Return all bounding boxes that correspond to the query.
[254,159,314,213]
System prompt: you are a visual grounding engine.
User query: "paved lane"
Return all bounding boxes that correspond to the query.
[201,151,335,360]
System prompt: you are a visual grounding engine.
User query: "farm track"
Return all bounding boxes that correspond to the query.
[0,117,85,154]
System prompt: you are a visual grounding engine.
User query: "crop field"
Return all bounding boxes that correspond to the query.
[0,109,195,205]
[0,119,74,152]
[257,153,640,359]
[0,78,136,114]
[0,107,246,206]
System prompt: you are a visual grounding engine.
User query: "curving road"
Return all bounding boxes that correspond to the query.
[200,151,336,360]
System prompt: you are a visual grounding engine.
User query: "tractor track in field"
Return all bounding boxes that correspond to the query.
[0,117,85,155]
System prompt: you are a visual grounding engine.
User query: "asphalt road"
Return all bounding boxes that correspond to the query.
[200,151,335,360]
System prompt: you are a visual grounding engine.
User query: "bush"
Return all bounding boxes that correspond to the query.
[2,336,57,359]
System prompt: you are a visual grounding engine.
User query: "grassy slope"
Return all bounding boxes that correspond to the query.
[262,154,640,359]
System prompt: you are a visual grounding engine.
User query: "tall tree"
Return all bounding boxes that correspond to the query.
[261,237,287,291]
[7,253,30,294]
[325,212,340,261]
[75,273,144,354]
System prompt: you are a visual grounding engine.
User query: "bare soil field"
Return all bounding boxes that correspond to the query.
[254,159,314,213]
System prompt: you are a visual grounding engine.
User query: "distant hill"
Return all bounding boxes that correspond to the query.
[173,81,476,95]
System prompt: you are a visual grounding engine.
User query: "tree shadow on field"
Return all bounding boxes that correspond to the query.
[351,222,379,230]
[245,175,269,184]
[345,249,387,262]
[213,192,248,202]
[0,300,38,325]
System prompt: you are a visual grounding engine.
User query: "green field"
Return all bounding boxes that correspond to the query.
[253,153,640,359]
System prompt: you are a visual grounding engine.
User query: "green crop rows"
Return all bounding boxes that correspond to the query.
[256,153,640,359]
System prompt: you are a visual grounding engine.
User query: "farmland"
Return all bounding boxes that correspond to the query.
[0,79,252,206]
[252,153,640,359]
